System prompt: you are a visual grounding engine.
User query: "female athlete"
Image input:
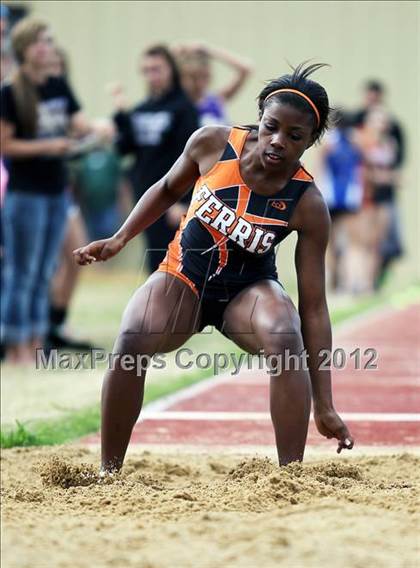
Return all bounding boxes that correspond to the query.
[74,62,354,471]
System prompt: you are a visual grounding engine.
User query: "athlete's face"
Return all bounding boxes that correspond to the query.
[141,55,173,96]
[258,101,316,170]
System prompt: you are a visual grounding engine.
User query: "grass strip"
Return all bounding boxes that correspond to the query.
[1,367,212,448]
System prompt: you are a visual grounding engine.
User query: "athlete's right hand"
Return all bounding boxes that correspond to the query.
[73,236,126,265]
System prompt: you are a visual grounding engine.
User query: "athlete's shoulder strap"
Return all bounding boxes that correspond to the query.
[226,126,250,158]
[291,164,314,183]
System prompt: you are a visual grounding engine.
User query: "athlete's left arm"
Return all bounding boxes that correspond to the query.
[294,185,354,453]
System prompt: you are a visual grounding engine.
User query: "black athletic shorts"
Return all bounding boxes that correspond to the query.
[196,276,284,335]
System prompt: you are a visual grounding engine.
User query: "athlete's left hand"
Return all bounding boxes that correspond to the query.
[314,407,354,453]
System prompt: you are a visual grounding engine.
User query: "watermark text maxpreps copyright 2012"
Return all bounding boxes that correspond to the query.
[36,347,378,376]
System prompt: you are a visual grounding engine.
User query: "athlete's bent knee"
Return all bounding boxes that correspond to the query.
[260,316,303,357]
[113,329,160,358]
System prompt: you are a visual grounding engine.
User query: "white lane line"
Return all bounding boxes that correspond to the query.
[140,411,420,422]
[217,377,420,386]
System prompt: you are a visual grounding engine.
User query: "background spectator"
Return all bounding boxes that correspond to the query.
[316,110,364,293]
[0,157,8,205]
[0,4,14,82]
[174,42,253,126]
[110,44,199,273]
[46,43,101,352]
[75,121,122,242]
[351,106,399,294]
[353,80,405,287]
[353,80,405,167]
[0,17,97,364]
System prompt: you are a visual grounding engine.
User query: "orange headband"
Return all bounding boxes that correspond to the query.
[264,88,320,128]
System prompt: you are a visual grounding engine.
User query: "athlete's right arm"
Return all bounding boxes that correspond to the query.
[73,126,228,265]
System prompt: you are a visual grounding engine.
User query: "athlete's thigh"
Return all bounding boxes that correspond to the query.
[222,279,300,354]
[118,271,201,353]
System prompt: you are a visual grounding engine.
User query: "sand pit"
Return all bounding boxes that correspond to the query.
[1,447,419,568]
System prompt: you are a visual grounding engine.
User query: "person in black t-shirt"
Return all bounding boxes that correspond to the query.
[111,44,199,273]
[0,17,96,365]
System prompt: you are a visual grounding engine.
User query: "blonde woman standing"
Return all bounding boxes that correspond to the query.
[175,43,253,127]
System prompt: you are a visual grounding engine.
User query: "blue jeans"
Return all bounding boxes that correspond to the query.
[1,190,70,344]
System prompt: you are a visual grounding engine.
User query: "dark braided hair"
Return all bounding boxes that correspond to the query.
[258,62,332,143]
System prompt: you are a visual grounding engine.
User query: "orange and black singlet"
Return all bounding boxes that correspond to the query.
[157,126,313,308]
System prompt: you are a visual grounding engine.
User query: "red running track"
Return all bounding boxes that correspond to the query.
[84,304,420,449]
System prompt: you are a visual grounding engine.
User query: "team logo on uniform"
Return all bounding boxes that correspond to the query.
[271,200,287,211]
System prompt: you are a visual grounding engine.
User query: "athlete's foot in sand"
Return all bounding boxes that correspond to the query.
[100,460,123,476]
[98,468,119,483]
